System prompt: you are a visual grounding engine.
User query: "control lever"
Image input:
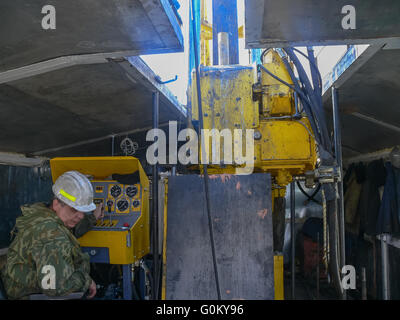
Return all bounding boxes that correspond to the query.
[107,202,112,226]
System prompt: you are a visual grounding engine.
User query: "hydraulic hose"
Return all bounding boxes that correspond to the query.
[284,48,332,153]
[326,197,344,298]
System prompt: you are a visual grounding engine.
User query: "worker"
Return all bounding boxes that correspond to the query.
[1,170,104,300]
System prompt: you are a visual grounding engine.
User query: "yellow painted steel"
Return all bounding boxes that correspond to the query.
[274,255,284,300]
[50,156,142,182]
[190,50,317,187]
[192,66,259,131]
[50,156,150,264]
[260,50,295,116]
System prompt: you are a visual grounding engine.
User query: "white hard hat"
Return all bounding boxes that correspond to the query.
[52,170,96,212]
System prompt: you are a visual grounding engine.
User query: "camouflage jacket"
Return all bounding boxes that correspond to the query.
[1,203,93,299]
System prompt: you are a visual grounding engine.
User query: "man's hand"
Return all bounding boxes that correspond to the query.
[93,203,104,220]
[87,280,97,299]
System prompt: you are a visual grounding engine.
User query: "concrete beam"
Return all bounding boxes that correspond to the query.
[0,152,47,167]
[246,0,400,48]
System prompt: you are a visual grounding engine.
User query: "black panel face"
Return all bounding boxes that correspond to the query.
[126,186,138,198]
[116,199,129,212]
[110,185,122,198]
[132,200,140,208]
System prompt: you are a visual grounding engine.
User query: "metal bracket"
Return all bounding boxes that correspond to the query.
[303,165,341,188]
[155,75,178,84]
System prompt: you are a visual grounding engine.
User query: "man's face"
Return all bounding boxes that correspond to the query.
[53,199,85,228]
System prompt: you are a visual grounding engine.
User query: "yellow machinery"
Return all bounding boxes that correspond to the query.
[50,156,150,299]
[188,49,317,300]
[191,49,317,187]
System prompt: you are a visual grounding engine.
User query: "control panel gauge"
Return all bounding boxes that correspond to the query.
[125,185,138,198]
[132,199,140,208]
[110,184,122,198]
[116,199,129,212]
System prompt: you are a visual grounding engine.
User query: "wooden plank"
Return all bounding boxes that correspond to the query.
[165,173,274,300]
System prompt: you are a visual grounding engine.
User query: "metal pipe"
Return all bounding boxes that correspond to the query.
[290,181,296,300]
[111,135,115,156]
[381,234,390,300]
[332,86,346,300]
[362,267,367,300]
[317,232,320,300]
[140,259,153,300]
[152,90,160,300]
[218,32,230,66]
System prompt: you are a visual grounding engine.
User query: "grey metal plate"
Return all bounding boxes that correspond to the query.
[245,0,400,48]
[0,57,186,156]
[323,47,400,157]
[0,0,183,72]
[165,174,274,300]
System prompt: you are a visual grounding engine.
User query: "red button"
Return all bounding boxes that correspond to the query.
[123,223,130,227]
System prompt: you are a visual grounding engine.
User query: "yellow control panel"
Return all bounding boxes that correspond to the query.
[50,156,150,264]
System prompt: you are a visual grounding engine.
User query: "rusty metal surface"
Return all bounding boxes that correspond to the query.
[165,173,274,300]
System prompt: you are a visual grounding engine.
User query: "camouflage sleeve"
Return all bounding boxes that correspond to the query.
[31,238,92,297]
[73,214,97,238]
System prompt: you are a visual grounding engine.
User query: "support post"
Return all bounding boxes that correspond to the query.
[217,32,230,66]
[332,86,346,300]
[381,234,390,300]
[122,264,133,300]
[290,181,296,300]
[212,0,239,65]
[152,90,160,300]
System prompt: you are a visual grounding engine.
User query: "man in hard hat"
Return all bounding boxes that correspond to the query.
[1,170,103,300]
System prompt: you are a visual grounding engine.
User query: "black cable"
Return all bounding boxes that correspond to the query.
[278,56,323,145]
[284,48,332,153]
[190,0,221,300]
[292,48,322,93]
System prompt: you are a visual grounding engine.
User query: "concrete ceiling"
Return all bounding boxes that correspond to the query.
[245,0,400,48]
[0,57,186,158]
[0,0,186,162]
[323,42,400,159]
[0,0,183,72]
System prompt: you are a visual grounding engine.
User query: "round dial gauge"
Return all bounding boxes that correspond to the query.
[117,199,129,212]
[132,200,140,208]
[126,186,138,198]
[110,185,122,198]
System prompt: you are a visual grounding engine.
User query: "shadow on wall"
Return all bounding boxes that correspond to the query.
[0,163,53,248]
